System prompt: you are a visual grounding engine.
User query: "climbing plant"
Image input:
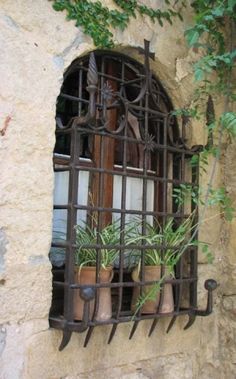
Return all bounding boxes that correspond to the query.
[183,0,236,222]
[50,0,186,48]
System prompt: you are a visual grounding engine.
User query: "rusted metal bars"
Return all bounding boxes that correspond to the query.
[49,41,214,350]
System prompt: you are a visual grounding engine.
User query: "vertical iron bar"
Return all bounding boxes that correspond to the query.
[176,151,186,312]
[158,117,168,306]
[149,117,168,336]
[78,68,83,116]
[84,326,95,347]
[190,162,199,309]
[129,53,150,339]
[93,133,104,319]
[176,152,185,309]
[108,58,125,345]
[167,150,185,333]
[116,104,128,316]
[61,123,80,346]
[108,324,118,344]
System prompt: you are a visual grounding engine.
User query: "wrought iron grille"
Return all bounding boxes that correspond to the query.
[49,40,217,350]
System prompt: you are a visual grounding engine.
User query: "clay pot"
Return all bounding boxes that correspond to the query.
[131,265,174,314]
[74,266,113,321]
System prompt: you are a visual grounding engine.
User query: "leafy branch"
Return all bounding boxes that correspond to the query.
[175,1,236,222]
[50,0,186,48]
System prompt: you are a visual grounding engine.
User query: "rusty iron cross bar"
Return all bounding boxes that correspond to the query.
[137,39,155,62]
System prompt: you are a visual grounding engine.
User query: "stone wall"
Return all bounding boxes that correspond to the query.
[0,1,235,378]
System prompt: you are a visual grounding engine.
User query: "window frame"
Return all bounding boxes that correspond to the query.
[49,41,215,351]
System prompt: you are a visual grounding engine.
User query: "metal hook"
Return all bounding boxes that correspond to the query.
[59,287,96,351]
[195,279,217,316]
[182,279,217,332]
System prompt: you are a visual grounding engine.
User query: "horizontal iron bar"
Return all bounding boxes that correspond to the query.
[60,93,121,111]
[53,204,194,219]
[74,167,195,183]
[52,163,196,185]
[53,277,197,289]
[55,128,196,156]
[68,64,144,84]
[49,308,195,331]
[60,92,167,118]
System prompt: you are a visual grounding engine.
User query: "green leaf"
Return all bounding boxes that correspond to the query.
[230,49,236,59]
[194,67,204,81]
[185,28,200,46]
[212,7,224,17]
[228,0,236,7]
[221,112,236,136]
[190,154,199,167]
[204,15,214,22]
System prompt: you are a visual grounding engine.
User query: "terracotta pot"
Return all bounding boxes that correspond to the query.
[74,266,113,321]
[131,265,174,314]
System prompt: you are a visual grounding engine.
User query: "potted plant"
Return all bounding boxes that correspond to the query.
[73,220,121,321]
[129,216,194,315]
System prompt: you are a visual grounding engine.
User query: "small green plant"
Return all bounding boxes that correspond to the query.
[130,214,213,315]
[75,221,121,269]
[128,215,194,272]
[75,218,139,269]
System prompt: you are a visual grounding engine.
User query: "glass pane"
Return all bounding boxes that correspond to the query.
[51,210,67,267]
[54,171,69,204]
[77,170,89,225]
[113,175,154,224]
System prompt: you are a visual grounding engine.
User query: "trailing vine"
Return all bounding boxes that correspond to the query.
[50,0,186,48]
[168,1,236,224]
[184,0,236,222]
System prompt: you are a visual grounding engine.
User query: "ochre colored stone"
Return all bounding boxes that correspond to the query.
[0,1,235,378]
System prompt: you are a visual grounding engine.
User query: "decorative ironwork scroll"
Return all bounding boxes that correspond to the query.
[50,40,217,350]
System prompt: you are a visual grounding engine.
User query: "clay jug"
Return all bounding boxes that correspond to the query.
[131,265,174,314]
[74,266,113,321]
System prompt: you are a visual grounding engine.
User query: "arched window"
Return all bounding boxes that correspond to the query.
[49,41,210,350]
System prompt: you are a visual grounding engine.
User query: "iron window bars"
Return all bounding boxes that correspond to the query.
[49,40,217,350]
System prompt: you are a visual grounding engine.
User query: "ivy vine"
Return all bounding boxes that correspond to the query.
[184,0,236,221]
[50,0,186,48]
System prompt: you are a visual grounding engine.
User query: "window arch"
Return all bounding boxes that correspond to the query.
[49,41,206,350]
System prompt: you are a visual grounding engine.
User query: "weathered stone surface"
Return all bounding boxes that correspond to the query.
[73,353,195,379]
[28,352,196,379]
[218,141,236,295]
[217,294,236,379]
[0,229,7,276]
[24,317,203,379]
[0,320,49,379]
[0,262,52,324]
[0,0,235,378]
[0,326,6,357]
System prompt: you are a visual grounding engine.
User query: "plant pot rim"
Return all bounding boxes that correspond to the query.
[74,265,113,272]
[144,264,173,269]
[132,264,174,281]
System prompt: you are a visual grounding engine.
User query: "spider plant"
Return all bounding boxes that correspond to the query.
[129,214,215,316]
[74,221,122,270]
[129,214,195,272]
[130,214,196,315]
